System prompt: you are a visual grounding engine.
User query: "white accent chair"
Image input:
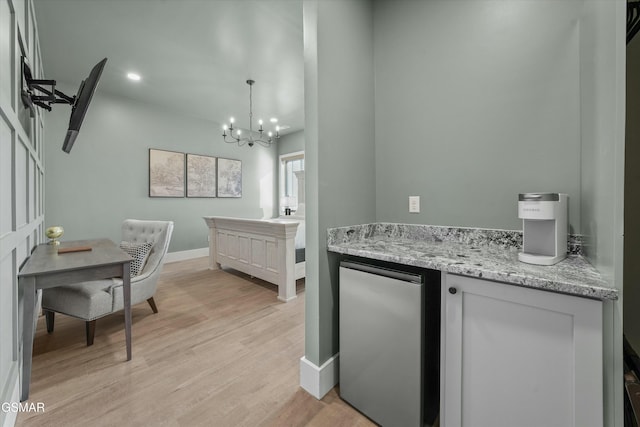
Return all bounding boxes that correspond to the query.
[42,219,174,345]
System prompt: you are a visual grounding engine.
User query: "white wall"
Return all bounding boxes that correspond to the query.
[44,87,278,252]
[0,0,45,424]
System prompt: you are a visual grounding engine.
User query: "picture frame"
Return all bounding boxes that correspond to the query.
[149,149,185,197]
[186,153,217,198]
[217,158,242,198]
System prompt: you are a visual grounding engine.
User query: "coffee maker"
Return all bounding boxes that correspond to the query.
[518,193,568,266]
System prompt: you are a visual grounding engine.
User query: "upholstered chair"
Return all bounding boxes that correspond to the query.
[42,219,174,346]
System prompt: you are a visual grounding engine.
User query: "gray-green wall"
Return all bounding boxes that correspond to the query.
[277,129,305,156]
[303,0,376,367]
[374,0,581,232]
[45,86,278,253]
[578,2,626,425]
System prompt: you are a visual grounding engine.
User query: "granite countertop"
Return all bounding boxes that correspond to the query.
[327,223,617,301]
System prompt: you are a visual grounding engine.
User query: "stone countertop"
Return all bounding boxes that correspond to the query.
[327,224,617,301]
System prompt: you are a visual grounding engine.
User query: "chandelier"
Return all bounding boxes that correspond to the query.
[222,79,280,147]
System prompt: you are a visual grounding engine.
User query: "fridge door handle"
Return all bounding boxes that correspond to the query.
[340,261,423,284]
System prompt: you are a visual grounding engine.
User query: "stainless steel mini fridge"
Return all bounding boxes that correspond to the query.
[339,260,440,427]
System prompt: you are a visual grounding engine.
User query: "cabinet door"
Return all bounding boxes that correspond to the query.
[441,274,603,427]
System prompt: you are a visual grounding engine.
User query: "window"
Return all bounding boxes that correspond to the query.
[279,151,304,215]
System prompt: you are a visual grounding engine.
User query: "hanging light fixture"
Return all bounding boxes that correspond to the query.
[222,79,280,147]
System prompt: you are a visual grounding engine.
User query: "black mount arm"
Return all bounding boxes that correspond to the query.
[21,58,75,112]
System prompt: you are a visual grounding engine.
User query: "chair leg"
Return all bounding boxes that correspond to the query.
[44,310,55,333]
[147,297,158,314]
[85,320,96,346]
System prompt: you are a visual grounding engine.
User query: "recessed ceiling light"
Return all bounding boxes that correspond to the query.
[127,72,141,81]
[270,118,278,123]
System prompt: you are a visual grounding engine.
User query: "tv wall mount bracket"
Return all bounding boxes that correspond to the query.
[21,58,75,113]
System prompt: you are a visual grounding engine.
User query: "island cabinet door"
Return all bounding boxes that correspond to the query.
[440,273,603,427]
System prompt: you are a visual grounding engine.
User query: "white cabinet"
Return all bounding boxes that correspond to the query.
[441,274,603,427]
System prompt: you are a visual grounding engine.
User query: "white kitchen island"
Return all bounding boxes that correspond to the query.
[203,216,304,302]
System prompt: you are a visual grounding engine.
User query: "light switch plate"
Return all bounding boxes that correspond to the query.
[409,196,420,213]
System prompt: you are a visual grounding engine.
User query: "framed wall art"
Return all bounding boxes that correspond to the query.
[186,153,217,198]
[217,158,242,198]
[149,149,185,197]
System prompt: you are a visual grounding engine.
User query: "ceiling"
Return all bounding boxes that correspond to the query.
[33,0,305,135]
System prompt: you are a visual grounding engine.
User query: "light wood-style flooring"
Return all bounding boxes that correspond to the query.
[17,257,375,427]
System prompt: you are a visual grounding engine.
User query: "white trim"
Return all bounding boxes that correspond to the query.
[1,377,20,427]
[164,247,209,264]
[299,353,339,399]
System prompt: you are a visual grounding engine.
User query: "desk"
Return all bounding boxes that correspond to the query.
[18,239,132,401]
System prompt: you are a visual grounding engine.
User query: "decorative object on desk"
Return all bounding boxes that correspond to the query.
[217,158,242,198]
[45,226,64,245]
[57,245,92,254]
[149,148,185,197]
[186,153,217,198]
[119,241,153,277]
[222,79,280,148]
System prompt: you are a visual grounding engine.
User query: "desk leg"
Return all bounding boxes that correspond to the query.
[123,262,132,361]
[20,277,36,401]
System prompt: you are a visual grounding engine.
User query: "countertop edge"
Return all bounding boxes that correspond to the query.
[328,244,618,301]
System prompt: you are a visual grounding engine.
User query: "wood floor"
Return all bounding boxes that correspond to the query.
[17,257,375,427]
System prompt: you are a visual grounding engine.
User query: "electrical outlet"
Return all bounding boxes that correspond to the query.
[409,196,420,213]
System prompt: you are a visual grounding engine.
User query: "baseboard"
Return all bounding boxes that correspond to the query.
[299,353,339,400]
[1,375,20,427]
[165,247,208,264]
